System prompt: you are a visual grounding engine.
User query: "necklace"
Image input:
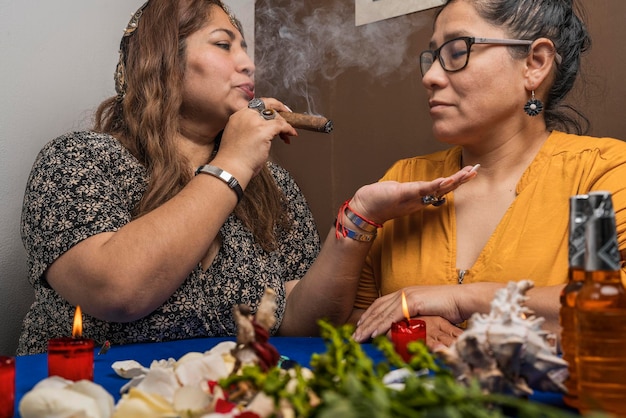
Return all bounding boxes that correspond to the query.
[207,131,223,163]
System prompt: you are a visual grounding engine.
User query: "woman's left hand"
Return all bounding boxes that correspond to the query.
[352,285,465,343]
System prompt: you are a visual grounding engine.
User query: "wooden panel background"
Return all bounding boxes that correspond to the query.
[255,0,626,233]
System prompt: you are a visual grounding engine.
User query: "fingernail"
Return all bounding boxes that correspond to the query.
[370,330,378,339]
[469,163,480,173]
[284,105,293,112]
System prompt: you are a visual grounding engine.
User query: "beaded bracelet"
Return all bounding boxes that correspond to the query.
[334,218,377,242]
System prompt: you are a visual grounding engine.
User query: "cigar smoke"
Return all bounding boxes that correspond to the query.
[255,0,429,115]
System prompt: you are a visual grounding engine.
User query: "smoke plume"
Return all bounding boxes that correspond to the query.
[254,0,430,114]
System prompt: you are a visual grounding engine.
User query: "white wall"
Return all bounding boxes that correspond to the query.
[0,0,254,356]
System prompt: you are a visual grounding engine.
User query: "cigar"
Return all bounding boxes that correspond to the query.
[278,112,333,133]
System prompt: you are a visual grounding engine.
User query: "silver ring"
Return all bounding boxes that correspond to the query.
[261,108,276,120]
[248,98,265,112]
[422,195,446,206]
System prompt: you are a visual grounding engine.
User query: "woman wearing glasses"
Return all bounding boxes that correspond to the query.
[352,0,626,348]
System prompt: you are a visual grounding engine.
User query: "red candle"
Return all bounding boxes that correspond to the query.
[48,306,94,381]
[391,319,426,361]
[390,291,426,361]
[0,356,15,418]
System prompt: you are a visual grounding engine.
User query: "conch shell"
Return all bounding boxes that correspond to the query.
[435,280,569,397]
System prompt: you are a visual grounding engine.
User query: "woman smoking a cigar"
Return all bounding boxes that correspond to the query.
[351,0,626,349]
[17,0,476,354]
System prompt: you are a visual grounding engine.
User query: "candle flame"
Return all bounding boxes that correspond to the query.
[401,291,410,321]
[72,305,83,338]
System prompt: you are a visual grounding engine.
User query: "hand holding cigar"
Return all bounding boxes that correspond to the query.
[248,98,333,134]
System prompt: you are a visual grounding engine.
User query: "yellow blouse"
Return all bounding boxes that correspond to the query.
[355,131,626,309]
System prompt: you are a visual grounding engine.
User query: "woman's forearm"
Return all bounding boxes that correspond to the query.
[278,228,373,335]
[46,171,245,322]
[458,282,564,334]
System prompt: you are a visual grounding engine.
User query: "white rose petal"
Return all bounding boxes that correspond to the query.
[175,352,230,387]
[70,380,115,418]
[113,387,176,418]
[19,387,102,418]
[173,385,212,416]
[136,366,180,404]
[19,377,114,418]
[176,352,204,365]
[204,341,236,357]
[30,376,73,391]
[150,358,176,369]
[112,360,148,379]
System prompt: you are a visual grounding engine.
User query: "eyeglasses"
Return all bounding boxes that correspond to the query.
[419,36,533,76]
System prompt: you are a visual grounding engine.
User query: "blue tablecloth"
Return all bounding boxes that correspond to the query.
[13,336,574,417]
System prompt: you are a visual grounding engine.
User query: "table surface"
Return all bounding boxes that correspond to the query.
[12,336,574,417]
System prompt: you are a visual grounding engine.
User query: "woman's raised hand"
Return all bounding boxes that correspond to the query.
[348,164,479,225]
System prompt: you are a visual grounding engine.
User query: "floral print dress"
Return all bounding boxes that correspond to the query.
[17,131,321,355]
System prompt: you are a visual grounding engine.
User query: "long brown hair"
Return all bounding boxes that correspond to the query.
[94,0,289,252]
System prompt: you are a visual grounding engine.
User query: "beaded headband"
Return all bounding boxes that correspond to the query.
[115,1,149,100]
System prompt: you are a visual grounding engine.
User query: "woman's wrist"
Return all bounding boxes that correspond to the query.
[334,218,377,242]
[195,164,243,203]
[334,199,382,242]
[344,204,382,233]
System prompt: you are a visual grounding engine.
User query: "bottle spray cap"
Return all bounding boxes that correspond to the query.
[584,191,620,271]
[569,194,590,268]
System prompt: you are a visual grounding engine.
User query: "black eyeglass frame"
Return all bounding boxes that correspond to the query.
[420,36,533,76]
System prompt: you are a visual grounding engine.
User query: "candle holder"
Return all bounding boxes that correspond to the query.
[0,356,15,418]
[391,319,426,362]
[48,337,95,381]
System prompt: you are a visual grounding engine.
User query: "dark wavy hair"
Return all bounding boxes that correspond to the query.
[94,0,289,252]
[440,0,591,134]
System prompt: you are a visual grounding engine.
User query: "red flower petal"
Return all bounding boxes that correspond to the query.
[207,380,219,394]
[237,412,261,418]
[215,398,237,413]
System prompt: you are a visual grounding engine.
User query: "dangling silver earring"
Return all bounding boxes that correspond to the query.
[524,90,543,117]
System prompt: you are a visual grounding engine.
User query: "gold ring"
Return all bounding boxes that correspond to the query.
[261,108,276,120]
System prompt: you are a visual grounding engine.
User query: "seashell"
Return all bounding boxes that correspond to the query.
[435,280,568,397]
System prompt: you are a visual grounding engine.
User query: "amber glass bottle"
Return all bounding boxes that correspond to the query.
[559,195,588,408]
[575,191,626,416]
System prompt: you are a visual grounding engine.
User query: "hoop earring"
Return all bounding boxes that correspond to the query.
[524,90,543,117]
